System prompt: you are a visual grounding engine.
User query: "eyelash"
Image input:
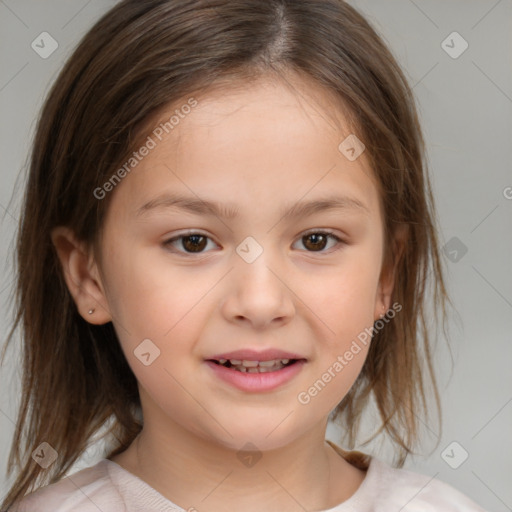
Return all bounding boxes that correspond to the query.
[162,229,346,256]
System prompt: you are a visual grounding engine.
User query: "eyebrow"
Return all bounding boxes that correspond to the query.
[136,192,370,220]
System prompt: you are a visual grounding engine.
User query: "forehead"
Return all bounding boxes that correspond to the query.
[169,73,358,151]
[106,75,382,225]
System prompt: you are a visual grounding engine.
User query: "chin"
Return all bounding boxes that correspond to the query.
[203,421,307,454]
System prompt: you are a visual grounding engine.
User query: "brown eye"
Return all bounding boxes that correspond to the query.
[163,233,215,254]
[163,230,344,256]
[295,231,344,253]
[181,234,208,252]
[302,233,328,251]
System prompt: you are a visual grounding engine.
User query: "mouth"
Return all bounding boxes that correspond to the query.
[204,349,308,392]
[206,358,304,373]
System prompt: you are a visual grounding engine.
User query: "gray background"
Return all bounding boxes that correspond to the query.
[0,0,511,510]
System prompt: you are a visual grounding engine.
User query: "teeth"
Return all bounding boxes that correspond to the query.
[242,360,259,367]
[258,360,279,367]
[216,358,296,373]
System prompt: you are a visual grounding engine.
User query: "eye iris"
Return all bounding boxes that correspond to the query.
[182,235,207,252]
[304,233,328,251]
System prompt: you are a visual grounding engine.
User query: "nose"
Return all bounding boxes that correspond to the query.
[220,250,295,330]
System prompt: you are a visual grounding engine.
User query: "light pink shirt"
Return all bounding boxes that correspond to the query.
[14,453,488,511]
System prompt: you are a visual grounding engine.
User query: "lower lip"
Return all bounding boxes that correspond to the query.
[205,360,306,392]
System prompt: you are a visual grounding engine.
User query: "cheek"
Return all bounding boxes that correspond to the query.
[305,244,382,338]
[102,243,206,337]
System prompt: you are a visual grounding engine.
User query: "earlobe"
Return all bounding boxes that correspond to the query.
[51,226,112,324]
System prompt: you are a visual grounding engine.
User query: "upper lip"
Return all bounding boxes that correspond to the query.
[206,349,307,362]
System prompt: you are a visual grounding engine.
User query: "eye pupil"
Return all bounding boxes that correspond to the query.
[303,233,327,251]
[182,235,207,252]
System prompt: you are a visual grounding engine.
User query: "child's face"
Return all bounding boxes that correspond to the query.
[94,76,392,451]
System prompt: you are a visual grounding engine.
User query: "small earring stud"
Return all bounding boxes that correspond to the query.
[88,308,95,315]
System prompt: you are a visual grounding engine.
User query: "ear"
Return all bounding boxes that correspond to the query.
[374,223,408,321]
[51,226,112,325]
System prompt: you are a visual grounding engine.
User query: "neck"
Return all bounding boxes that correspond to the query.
[110,398,366,511]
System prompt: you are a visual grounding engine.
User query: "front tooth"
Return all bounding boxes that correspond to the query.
[233,362,284,373]
[258,360,278,367]
[241,360,259,367]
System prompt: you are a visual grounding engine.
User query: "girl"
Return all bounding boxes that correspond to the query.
[1,0,488,510]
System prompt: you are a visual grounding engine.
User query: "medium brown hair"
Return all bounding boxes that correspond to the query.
[1,0,451,509]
